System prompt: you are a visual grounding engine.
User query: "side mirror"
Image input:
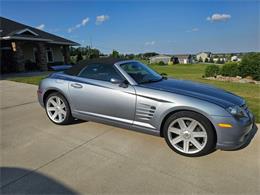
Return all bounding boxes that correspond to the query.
[160,73,167,76]
[110,78,128,88]
[160,73,168,80]
[110,78,123,84]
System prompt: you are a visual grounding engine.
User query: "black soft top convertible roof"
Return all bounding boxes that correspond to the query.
[64,57,127,76]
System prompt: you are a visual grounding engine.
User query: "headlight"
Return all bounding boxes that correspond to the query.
[227,105,247,118]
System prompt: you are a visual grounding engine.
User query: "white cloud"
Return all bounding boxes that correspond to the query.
[186,28,199,32]
[82,18,89,26]
[207,13,231,22]
[36,24,45,30]
[68,17,90,33]
[145,41,155,46]
[96,15,109,25]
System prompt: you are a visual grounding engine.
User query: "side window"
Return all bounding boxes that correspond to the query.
[78,64,123,82]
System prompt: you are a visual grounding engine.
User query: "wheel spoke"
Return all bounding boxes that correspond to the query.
[60,103,65,109]
[58,113,63,121]
[168,127,182,135]
[47,107,56,111]
[50,100,57,106]
[170,135,183,145]
[51,111,58,120]
[60,109,66,115]
[57,98,62,105]
[193,131,207,138]
[188,120,198,131]
[191,138,202,150]
[183,140,189,153]
[178,119,187,130]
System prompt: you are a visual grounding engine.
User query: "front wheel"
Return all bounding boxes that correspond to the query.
[163,111,216,157]
[45,92,74,125]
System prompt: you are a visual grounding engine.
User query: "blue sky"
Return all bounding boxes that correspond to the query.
[1,0,259,54]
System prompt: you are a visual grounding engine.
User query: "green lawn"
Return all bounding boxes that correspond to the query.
[8,75,48,85]
[7,63,260,122]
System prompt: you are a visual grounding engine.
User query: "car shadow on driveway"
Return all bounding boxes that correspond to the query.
[0,167,78,194]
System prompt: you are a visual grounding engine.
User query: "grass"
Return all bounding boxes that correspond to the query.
[6,63,260,122]
[7,72,51,85]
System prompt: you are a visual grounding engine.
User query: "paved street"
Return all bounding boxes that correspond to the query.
[0,80,259,194]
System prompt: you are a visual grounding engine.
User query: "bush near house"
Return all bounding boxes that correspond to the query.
[204,53,260,80]
[204,65,220,77]
[239,53,260,81]
[220,62,240,77]
[158,61,166,66]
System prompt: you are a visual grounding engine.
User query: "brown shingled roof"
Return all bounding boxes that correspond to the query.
[0,17,79,46]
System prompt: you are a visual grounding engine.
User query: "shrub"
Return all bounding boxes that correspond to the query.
[76,53,83,62]
[204,65,220,77]
[158,61,166,66]
[239,53,260,80]
[220,62,240,77]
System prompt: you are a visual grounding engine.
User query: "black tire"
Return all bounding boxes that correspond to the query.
[45,92,74,125]
[163,111,216,157]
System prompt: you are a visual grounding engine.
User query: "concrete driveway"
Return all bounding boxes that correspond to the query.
[0,80,259,194]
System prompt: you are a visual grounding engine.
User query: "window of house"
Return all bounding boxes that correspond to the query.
[78,64,123,82]
[46,48,54,62]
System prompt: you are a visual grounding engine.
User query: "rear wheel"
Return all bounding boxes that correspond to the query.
[45,92,73,125]
[163,111,216,157]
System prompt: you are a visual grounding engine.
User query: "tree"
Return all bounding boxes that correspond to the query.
[209,57,214,63]
[111,50,120,58]
[125,54,135,59]
[88,48,100,59]
[205,58,209,63]
[239,52,260,80]
[198,57,203,62]
[76,53,83,62]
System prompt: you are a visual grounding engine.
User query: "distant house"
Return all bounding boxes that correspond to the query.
[149,55,172,64]
[0,17,79,73]
[196,52,211,62]
[173,54,193,64]
[231,55,241,62]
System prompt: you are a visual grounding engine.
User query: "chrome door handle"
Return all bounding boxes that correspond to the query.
[71,83,83,88]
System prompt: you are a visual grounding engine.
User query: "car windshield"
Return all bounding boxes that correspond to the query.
[120,61,162,84]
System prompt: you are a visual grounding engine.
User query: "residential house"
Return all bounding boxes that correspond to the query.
[231,55,241,62]
[172,54,193,64]
[149,55,172,64]
[0,17,79,73]
[196,52,211,62]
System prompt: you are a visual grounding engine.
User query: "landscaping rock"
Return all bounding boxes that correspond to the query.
[205,75,259,84]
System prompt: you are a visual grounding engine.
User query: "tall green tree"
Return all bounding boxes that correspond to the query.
[111,50,120,58]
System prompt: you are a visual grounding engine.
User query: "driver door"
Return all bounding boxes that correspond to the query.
[68,64,136,124]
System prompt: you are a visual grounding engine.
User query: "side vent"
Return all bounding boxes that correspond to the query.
[136,103,156,121]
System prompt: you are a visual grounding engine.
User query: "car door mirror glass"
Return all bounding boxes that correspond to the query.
[110,78,123,84]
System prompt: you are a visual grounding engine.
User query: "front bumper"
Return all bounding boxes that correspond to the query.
[211,114,258,150]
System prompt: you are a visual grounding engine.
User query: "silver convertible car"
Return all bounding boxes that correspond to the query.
[38,58,257,157]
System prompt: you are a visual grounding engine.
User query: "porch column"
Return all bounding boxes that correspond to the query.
[36,42,48,71]
[13,42,25,72]
[63,45,70,64]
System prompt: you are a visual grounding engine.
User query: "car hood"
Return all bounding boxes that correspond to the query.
[139,78,244,108]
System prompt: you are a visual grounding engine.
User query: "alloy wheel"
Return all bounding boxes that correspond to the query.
[46,96,67,123]
[167,117,208,154]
